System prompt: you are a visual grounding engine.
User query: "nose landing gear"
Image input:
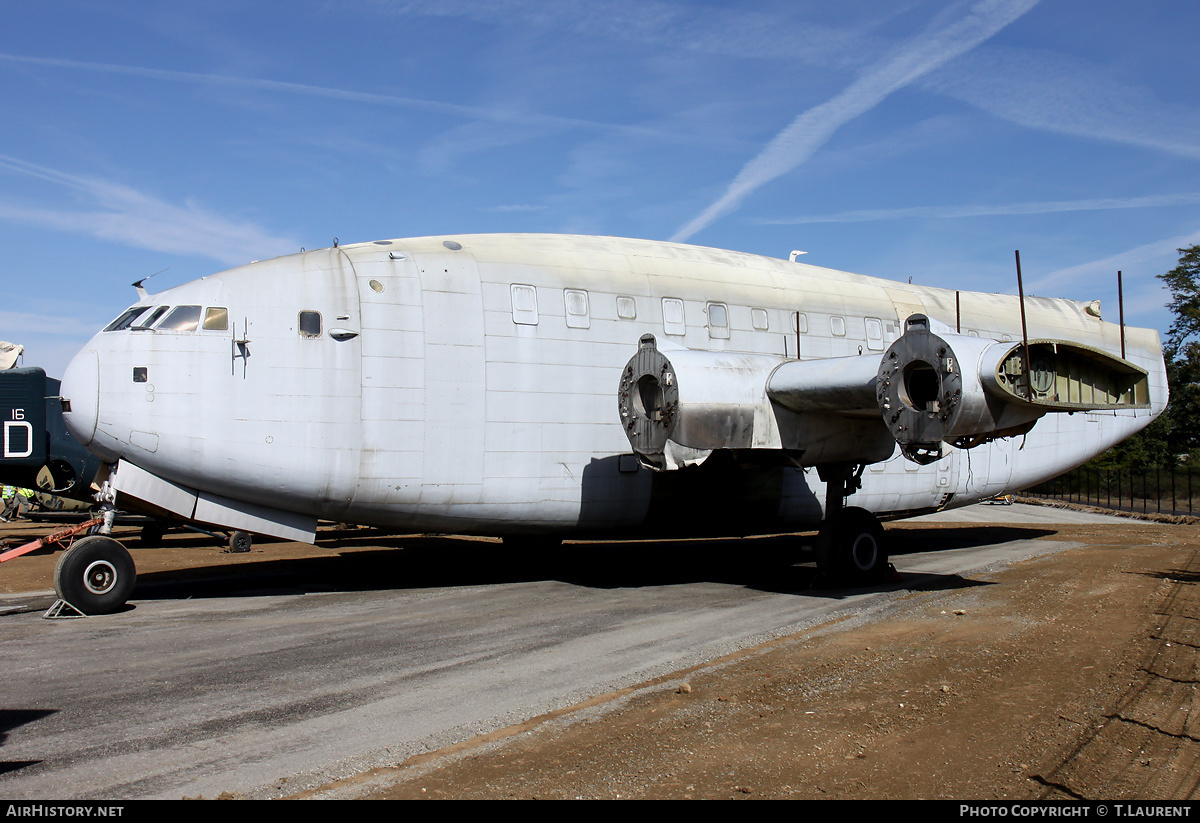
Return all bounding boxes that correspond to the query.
[53,535,137,615]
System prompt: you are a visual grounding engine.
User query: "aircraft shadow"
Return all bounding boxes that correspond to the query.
[0,709,55,776]
[885,524,1057,555]
[1134,567,1200,585]
[128,525,1054,602]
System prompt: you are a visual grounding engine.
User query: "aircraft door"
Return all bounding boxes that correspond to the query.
[302,248,363,513]
[412,249,486,500]
[348,246,427,514]
[936,446,959,506]
[961,437,1014,499]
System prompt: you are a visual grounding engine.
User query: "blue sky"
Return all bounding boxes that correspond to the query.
[2,0,1198,376]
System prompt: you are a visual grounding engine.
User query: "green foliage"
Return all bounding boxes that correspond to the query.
[1088,411,1173,470]
[1162,245,1200,351]
[1164,337,1200,458]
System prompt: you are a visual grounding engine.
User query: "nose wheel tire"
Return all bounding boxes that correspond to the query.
[53,535,137,615]
[816,507,889,583]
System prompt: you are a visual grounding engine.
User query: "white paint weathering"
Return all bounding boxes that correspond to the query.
[55,233,1163,610]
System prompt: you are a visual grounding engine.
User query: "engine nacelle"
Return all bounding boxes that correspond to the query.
[618,317,1150,471]
[877,315,1150,463]
[618,334,784,470]
[618,335,896,470]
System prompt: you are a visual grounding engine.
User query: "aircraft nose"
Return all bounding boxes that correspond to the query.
[61,348,99,448]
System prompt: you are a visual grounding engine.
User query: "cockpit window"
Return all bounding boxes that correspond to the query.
[131,306,171,330]
[104,306,150,332]
[157,305,202,332]
[299,311,322,338]
[203,307,229,331]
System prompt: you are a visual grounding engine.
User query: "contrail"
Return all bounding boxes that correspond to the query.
[756,193,1200,224]
[0,52,744,151]
[671,0,1041,242]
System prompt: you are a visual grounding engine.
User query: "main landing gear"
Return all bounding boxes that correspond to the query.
[140,520,253,553]
[814,463,892,584]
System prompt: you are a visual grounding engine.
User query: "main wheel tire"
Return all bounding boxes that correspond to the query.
[228,531,253,553]
[53,536,137,615]
[816,507,888,583]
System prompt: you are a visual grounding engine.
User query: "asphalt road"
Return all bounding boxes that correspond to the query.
[0,504,1129,799]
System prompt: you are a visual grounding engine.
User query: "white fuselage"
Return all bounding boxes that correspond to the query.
[61,234,1167,542]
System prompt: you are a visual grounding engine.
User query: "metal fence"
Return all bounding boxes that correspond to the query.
[1024,465,1200,517]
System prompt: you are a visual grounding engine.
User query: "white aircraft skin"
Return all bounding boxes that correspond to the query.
[59,233,1166,549]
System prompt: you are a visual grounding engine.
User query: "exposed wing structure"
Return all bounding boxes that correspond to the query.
[620,314,1150,470]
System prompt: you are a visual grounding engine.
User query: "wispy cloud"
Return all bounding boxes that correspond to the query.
[756,193,1200,225]
[417,121,546,176]
[1030,229,1200,293]
[670,0,1040,242]
[0,51,742,152]
[0,309,107,337]
[922,46,1200,160]
[1122,284,1171,320]
[366,0,886,69]
[0,154,294,265]
[372,2,1200,167]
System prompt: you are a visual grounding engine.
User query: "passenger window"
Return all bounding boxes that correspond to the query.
[616,296,637,320]
[751,308,769,331]
[662,298,685,336]
[511,284,538,325]
[105,307,150,332]
[203,307,229,331]
[299,311,322,338]
[157,305,202,332]
[564,289,590,329]
[707,302,729,339]
[792,312,808,334]
[830,316,846,337]
[865,317,884,350]
[132,306,170,330]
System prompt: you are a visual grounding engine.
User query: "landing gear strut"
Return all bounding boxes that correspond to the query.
[815,463,890,583]
[53,534,137,615]
[50,483,136,615]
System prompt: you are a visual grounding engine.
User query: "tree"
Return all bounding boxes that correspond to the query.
[1087,245,1200,469]
[1157,245,1200,461]
[1162,245,1200,351]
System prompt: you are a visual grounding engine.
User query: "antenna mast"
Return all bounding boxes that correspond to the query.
[1015,250,1032,400]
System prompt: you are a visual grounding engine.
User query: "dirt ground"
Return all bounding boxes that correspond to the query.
[3,514,1198,800]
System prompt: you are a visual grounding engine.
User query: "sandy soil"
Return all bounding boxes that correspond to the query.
[2,514,1197,800]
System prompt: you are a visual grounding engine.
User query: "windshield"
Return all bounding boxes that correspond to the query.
[103,306,150,332]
